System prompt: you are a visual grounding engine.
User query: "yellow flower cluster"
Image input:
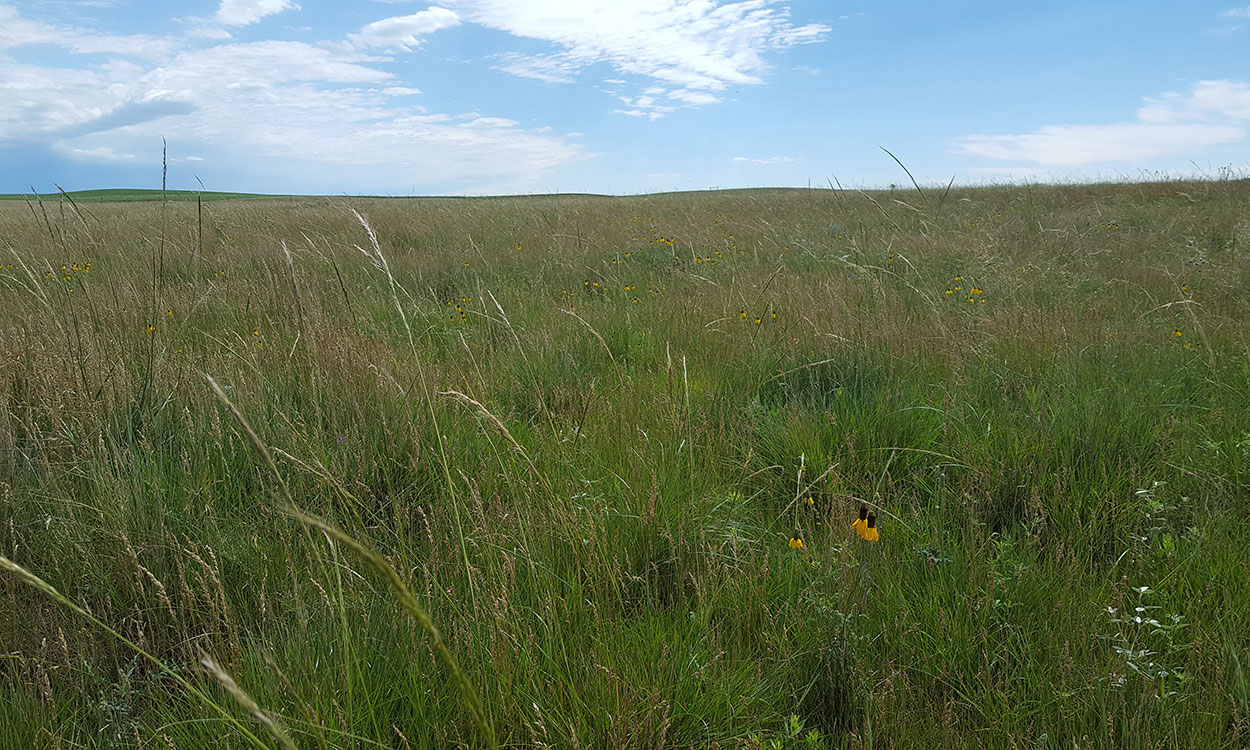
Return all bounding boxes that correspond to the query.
[446,296,471,322]
[944,276,987,304]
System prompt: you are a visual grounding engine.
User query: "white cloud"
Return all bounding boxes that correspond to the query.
[494,52,579,84]
[1137,79,1250,122]
[349,7,461,49]
[187,25,235,40]
[458,116,518,128]
[732,155,795,165]
[668,88,721,105]
[0,4,174,59]
[616,94,677,118]
[956,123,1244,166]
[58,145,134,161]
[955,80,1250,166]
[1219,5,1250,19]
[0,4,585,193]
[216,0,299,27]
[450,0,830,117]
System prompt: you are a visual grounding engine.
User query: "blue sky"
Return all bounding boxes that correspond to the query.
[2,0,1249,195]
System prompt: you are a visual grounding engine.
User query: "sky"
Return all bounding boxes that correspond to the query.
[2,0,1249,195]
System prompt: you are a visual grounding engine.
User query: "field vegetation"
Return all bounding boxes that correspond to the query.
[1,179,1249,748]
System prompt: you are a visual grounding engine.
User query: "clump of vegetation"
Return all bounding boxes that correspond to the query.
[2,179,1249,747]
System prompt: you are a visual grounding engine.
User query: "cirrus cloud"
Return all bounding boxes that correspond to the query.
[450,0,830,118]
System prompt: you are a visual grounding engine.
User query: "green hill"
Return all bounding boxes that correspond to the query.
[0,188,273,203]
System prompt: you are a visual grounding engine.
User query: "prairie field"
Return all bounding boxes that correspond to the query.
[1,180,1249,749]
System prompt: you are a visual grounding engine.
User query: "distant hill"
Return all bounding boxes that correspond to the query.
[0,186,830,204]
[0,188,273,203]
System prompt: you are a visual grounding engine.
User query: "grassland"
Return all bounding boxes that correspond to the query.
[1,180,1248,749]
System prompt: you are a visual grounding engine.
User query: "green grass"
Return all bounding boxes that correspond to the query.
[1,180,1249,748]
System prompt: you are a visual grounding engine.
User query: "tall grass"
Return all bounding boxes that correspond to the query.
[1,179,1249,748]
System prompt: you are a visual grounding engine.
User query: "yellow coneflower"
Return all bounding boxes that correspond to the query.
[788,536,804,550]
[805,496,815,508]
[852,504,868,538]
[864,512,879,542]
[1172,330,1182,337]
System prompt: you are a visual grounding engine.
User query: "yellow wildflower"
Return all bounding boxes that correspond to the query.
[852,504,868,538]
[864,512,879,543]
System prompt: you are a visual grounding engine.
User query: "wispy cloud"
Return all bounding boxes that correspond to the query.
[216,0,299,27]
[0,4,175,59]
[1212,5,1250,33]
[349,7,460,50]
[450,0,830,118]
[732,155,795,165]
[954,80,1250,166]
